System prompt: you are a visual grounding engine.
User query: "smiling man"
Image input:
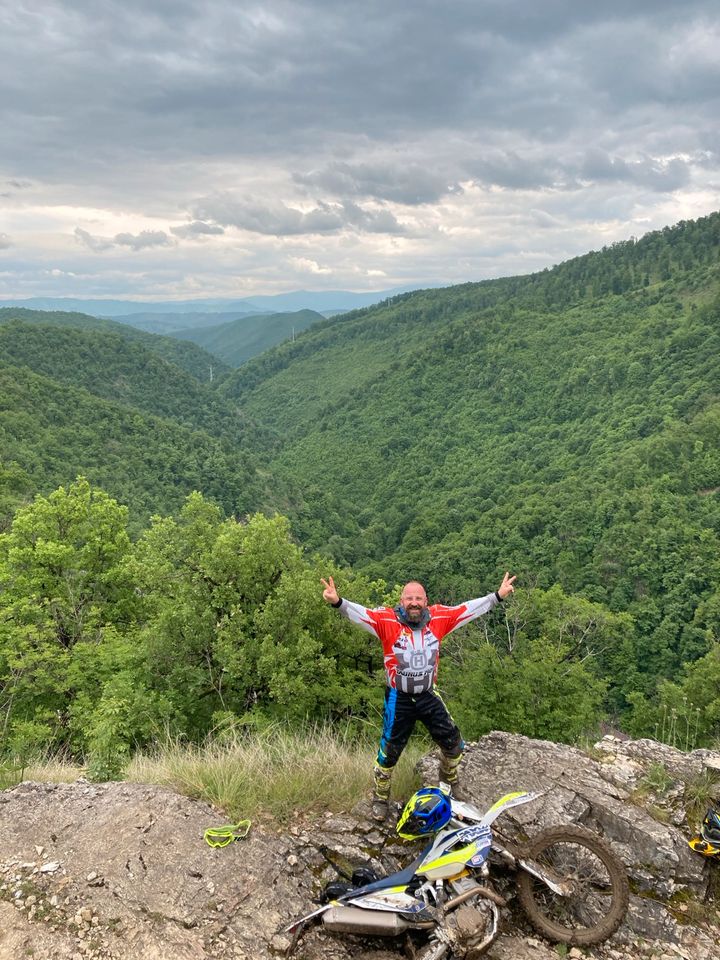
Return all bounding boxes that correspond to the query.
[321,572,516,820]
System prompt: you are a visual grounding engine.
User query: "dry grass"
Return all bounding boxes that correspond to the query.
[127,723,426,823]
[0,758,84,787]
[1,724,431,823]
[684,769,720,826]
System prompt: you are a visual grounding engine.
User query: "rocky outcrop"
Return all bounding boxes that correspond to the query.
[0,733,719,960]
[420,732,720,957]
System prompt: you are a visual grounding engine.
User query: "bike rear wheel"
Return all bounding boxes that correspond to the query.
[516,825,629,945]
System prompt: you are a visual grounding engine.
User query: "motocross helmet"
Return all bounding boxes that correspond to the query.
[397,786,452,840]
[701,807,720,844]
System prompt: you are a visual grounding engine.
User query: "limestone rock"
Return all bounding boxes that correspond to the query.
[0,733,718,959]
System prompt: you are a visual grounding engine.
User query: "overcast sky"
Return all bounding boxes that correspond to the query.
[1,0,719,300]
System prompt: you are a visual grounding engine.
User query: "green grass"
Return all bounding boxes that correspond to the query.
[126,723,426,823]
[1,724,431,825]
[639,762,675,795]
[683,769,720,825]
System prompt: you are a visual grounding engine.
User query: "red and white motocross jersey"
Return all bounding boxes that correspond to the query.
[338,594,499,694]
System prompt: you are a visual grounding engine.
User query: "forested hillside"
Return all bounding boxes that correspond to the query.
[0,363,268,526]
[0,322,245,440]
[0,307,228,381]
[2,212,720,769]
[0,318,281,528]
[218,212,720,726]
[171,308,325,366]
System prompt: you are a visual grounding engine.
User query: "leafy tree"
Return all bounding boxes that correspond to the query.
[0,478,134,749]
[124,495,385,736]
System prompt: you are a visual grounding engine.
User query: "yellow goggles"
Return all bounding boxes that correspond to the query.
[204,820,251,848]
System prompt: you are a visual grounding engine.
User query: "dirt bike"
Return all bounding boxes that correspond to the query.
[286,788,630,958]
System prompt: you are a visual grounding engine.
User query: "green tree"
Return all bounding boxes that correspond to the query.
[125,494,384,736]
[0,478,134,750]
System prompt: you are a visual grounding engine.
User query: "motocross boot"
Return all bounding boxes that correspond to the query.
[372,764,393,821]
[439,751,466,801]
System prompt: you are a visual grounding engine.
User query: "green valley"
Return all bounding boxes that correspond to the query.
[170,308,326,366]
[2,211,720,767]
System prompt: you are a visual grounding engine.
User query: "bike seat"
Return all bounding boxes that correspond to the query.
[338,844,432,900]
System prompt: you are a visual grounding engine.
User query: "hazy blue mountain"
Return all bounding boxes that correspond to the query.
[0,297,254,316]
[107,311,267,335]
[0,286,424,321]
[239,286,429,313]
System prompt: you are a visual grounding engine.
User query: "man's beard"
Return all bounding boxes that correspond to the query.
[405,606,424,624]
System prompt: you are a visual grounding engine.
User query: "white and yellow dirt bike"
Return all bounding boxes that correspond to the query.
[286,786,630,959]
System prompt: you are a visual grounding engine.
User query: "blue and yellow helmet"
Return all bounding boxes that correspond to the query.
[397,787,452,840]
[701,808,720,844]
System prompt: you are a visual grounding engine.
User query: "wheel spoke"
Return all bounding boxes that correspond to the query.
[516,825,629,946]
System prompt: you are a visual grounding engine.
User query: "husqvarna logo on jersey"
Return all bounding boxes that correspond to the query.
[394,629,440,693]
[410,650,428,670]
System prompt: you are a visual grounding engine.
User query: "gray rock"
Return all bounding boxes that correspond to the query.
[419,732,720,950]
[0,733,718,959]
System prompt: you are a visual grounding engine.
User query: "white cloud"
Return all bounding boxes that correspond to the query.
[288,256,332,275]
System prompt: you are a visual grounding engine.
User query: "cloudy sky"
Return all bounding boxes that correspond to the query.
[1,0,719,300]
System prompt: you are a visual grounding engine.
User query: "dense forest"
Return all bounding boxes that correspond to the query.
[0,307,227,381]
[170,308,325,366]
[1,211,719,772]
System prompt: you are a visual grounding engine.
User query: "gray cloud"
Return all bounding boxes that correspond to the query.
[0,233,13,249]
[114,230,174,250]
[170,220,226,238]
[579,150,691,192]
[75,227,174,251]
[74,228,116,253]
[466,148,693,194]
[2,0,717,181]
[190,195,406,236]
[467,152,571,190]
[294,161,462,205]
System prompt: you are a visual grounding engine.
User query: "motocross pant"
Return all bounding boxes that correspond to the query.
[373,687,464,798]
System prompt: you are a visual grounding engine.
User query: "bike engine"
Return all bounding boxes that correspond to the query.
[436,900,499,959]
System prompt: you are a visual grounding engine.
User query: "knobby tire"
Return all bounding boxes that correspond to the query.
[516,824,629,946]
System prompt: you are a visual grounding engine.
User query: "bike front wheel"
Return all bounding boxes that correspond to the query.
[516,825,629,946]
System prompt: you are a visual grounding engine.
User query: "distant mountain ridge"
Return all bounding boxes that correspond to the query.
[0,307,228,381]
[0,286,421,318]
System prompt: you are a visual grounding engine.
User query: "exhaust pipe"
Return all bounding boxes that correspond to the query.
[323,906,433,936]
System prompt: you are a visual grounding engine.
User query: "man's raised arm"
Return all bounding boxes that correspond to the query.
[431,572,517,638]
[321,576,383,637]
